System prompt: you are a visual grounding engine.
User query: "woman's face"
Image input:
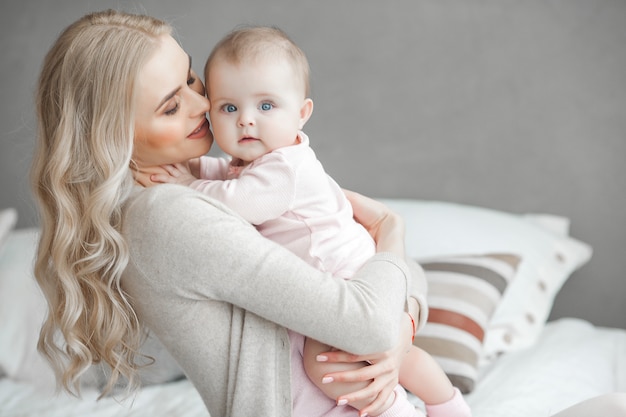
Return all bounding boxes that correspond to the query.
[132,35,213,170]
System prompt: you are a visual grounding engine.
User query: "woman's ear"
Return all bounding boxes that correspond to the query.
[298,98,314,129]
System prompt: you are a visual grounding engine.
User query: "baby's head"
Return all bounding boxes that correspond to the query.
[205,26,310,98]
[204,26,313,164]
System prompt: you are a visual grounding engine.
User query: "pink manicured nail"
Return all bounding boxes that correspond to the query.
[316,355,328,362]
[337,399,348,406]
[322,376,334,384]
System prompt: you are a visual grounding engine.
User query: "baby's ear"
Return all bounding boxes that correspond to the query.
[299,98,314,129]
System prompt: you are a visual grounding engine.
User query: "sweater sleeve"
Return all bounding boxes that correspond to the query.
[407,259,429,332]
[123,185,411,355]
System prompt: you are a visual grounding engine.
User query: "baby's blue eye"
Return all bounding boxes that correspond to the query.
[260,102,273,111]
[225,104,237,113]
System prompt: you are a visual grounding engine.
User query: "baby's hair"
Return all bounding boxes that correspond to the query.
[205,25,311,97]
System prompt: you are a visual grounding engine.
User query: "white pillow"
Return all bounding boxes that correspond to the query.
[0,208,19,379]
[0,228,184,390]
[0,227,55,388]
[0,208,18,248]
[378,199,592,357]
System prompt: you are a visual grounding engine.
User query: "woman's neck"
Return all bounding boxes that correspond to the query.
[130,164,170,188]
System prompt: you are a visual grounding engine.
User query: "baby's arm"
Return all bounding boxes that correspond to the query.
[188,153,296,225]
[151,156,230,186]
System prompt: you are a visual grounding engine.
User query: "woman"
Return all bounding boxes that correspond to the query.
[31,9,425,417]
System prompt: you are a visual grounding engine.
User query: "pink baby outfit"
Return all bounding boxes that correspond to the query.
[191,132,424,417]
[193,131,376,278]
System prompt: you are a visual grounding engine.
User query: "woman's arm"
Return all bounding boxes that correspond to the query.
[308,192,427,415]
[344,189,405,256]
[310,264,426,416]
[123,184,411,355]
[346,189,428,327]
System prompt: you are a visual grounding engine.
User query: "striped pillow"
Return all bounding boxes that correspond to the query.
[413,253,521,393]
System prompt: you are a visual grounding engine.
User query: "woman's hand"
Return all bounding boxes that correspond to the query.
[317,312,415,416]
[344,190,405,257]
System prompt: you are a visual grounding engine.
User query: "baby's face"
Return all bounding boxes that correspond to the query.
[206,58,312,163]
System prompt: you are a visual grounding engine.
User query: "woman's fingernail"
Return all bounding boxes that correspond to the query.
[316,355,328,362]
[322,376,334,384]
[337,399,348,406]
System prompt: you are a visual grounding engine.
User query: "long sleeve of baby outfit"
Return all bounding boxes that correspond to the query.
[198,156,231,180]
[190,151,297,225]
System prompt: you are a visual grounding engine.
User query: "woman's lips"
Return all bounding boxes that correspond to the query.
[188,118,210,139]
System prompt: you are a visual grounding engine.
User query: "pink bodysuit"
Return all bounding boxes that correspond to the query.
[192,131,376,279]
[190,132,421,417]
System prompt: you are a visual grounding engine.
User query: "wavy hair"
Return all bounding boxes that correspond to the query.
[31,9,171,398]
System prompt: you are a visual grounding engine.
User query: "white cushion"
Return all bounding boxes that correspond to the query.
[379,198,592,356]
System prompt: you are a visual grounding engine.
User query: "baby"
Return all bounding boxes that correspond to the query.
[152,26,470,417]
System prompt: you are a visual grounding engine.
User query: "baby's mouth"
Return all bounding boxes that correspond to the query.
[239,136,260,143]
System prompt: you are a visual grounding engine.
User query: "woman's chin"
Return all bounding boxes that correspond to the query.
[188,135,213,157]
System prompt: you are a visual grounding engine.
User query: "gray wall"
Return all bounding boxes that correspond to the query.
[1,0,625,328]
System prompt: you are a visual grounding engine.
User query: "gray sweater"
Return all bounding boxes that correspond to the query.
[121,184,427,417]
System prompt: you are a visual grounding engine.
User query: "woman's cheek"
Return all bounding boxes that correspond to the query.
[147,122,186,149]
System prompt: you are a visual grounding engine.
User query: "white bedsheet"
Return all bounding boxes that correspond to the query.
[465,318,626,417]
[0,318,624,417]
[0,377,207,417]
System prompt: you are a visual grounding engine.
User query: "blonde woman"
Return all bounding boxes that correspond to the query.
[32,10,626,417]
[32,9,426,417]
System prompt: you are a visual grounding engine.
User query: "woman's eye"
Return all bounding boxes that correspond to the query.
[224,104,237,113]
[165,103,179,116]
[260,102,273,111]
[187,76,196,86]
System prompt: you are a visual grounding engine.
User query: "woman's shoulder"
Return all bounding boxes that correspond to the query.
[128,183,215,208]
[124,184,248,231]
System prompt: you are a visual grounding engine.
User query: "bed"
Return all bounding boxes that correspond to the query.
[1,199,623,417]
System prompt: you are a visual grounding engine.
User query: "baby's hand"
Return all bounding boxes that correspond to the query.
[150,162,198,186]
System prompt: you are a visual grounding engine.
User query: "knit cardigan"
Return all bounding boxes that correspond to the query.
[121,184,427,417]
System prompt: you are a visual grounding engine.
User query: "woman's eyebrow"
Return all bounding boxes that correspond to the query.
[155,88,181,112]
[154,55,193,112]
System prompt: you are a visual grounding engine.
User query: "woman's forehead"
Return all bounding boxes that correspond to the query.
[136,35,190,110]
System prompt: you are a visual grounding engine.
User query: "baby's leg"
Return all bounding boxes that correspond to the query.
[399,345,454,404]
[302,337,394,412]
[400,346,471,416]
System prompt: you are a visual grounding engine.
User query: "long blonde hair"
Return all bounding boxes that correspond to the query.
[31,9,171,397]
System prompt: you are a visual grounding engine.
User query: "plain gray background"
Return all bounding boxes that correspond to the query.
[1,0,624,328]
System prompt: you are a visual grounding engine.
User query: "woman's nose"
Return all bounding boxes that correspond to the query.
[188,88,210,115]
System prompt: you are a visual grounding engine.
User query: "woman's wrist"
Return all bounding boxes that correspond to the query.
[407,312,417,343]
[343,190,406,257]
[373,211,405,257]
[406,297,420,344]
